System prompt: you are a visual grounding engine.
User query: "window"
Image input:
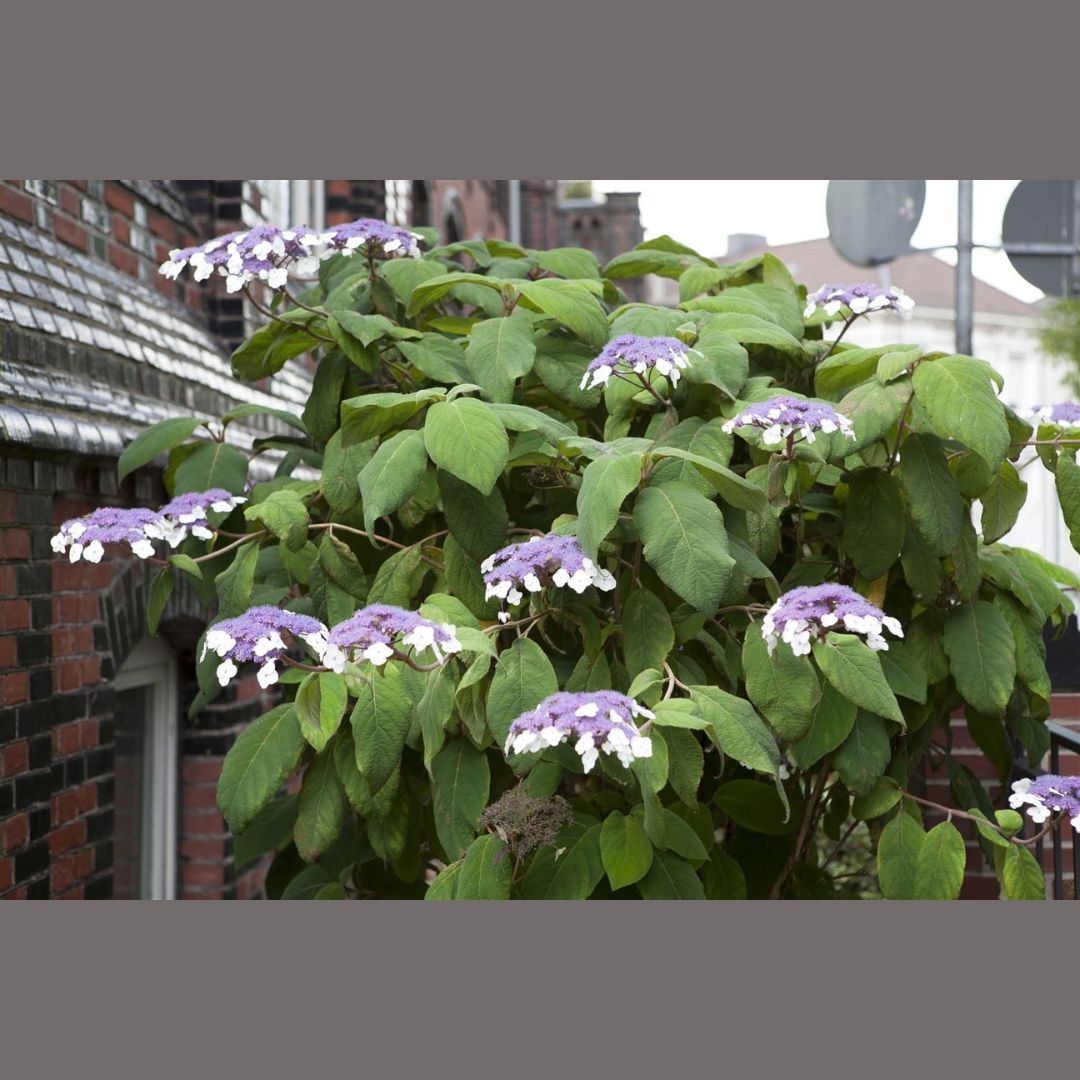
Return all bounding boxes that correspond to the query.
[266,180,326,231]
[111,637,179,900]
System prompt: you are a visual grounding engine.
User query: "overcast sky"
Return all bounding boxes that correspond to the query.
[592,180,1042,302]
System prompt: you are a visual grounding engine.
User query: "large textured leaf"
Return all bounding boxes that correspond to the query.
[600,811,654,891]
[648,447,766,513]
[845,469,905,580]
[1056,453,1080,554]
[913,355,1009,471]
[912,821,966,899]
[118,416,205,482]
[431,740,490,860]
[637,852,706,899]
[245,489,310,552]
[576,450,643,560]
[832,711,891,795]
[423,397,509,495]
[999,844,1046,900]
[877,808,926,899]
[217,704,304,834]
[741,628,821,742]
[214,541,259,618]
[438,471,508,561]
[487,638,559,748]
[812,635,905,726]
[899,433,965,556]
[455,835,512,899]
[350,664,414,793]
[622,589,675,674]
[633,482,734,613]
[943,602,1016,714]
[358,428,429,536]
[689,685,781,776]
[787,682,858,768]
[980,460,1027,544]
[340,388,444,445]
[515,279,610,349]
[834,379,910,453]
[521,821,605,899]
[295,672,348,752]
[174,440,249,496]
[462,316,537,402]
[294,750,347,862]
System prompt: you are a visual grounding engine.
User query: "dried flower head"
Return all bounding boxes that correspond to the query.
[481,534,615,622]
[804,283,915,319]
[505,690,654,774]
[722,394,855,447]
[201,606,328,689]
[762,583,903,657]
[580,334,698,392]
[1009,775,1080,832]
[319,604,461,672]
[479,785,573,864]
[321,218,422,260]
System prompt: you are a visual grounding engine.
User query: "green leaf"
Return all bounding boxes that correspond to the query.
[320,430,373,513]
[515,279,609,349]
[876,345,922,384]
[146,566,173,636]
[943,602,1016,715]
[358,429,429,537]
[318,533,368,600]
[425,860,463,900]
[487,638,559,748]
[813,635,905,726]
[397,334,472,384]
[689,685,781,776]
[913,355,1010,471]
[118,416,205,482]
[787,682,858,768]
[661,808,709,861]
[244,489,310,552]
[424,397,509,496]
[832,712,892,795]
[741,629,821,742]
[622,589,674,674]
[334,310,396,347]
[350,664,413,793]
[231,321,320,382]
[217,704,304,834]
[850,777,903,821]
[877,808,926,899]
[295,672,348,753]
[912,821,966,900]
[406,271,504,315]
[637,852,705,899]
[340,388,444,445]
[648,447,766,513]
[301,351,347,443]
[600,811,654,891]
[535,246,600,280]
[1000,844,1046,899]
[462,316,537,403]
[438,471,508,561]
[521,822,605,899]
[575,450,643,560]
[233,794,298,869]
[845,469,905,580]
[899,433,966,556]
[174,440,249,496]
[214,541,259,618]
[877,641,928,704]
[1056,452,1080,553]
[980,460,1027,544]
[431,740,490,860]
[703,852,748,899]
[715,779,798,835]
[835,379,910,453]
[634,482,734,613]
[417,661,457,768]
[660,728,704,807]
[294,750,347,863]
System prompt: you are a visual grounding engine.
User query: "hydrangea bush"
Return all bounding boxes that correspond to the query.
[64,222,1080,899]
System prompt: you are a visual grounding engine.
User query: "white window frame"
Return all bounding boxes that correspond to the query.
[112,636,179,900]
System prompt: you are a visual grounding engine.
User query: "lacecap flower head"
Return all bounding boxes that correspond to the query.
[762,583,903,657]
[481,534,616,622]
[144,489,246,548]
[50,506,163,563]
[504,690,654,773]
[1031,402,1080,426]
[580,334,699,392]
[1009,775,1080,833]
[318,604,461,673]
[321,218,422,260]
[804,283,915,319]
[722,395,855,447]
[159,225,322,293]
[201,606,329,689]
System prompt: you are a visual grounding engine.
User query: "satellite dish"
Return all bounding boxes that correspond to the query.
[1003,180,1078,298]
[826,180,926,267]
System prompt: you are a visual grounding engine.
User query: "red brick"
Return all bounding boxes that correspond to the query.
[75,784,96,815]
[111,215,130,245]
[1,740,28,779]
[3,599,29,631]
[3,813,28,852]
[182,758,223,784]
[59,185,80,214]
[74,849,94,878]
[52,789,80,824]
[0,493,14,518]
[79,719,99,749]
[108,243,138,275]
[183,785,221,810]
[80,657,100,684]
[55,661,82,694]
[2,530,29,561]
[105,183,134,216]
[51,857,75,894]
[54,214,89,252]
[182,838,225,860]
[54,722,81,757]
[182,808,227,836]
[0,184,34,223]
[50,819,86,856]
[0,636,15,669]
[1,673,28,707]
[0,859,13,892]
[183,863,225,887]
[78,593,99,621]
[59,886,84,900]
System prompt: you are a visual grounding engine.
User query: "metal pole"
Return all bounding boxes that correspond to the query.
[508,180,522,246]
[956,180,974,355]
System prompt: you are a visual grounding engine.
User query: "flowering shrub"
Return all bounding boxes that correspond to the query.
[64,222,1080,899]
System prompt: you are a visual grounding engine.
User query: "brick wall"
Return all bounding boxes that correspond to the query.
[0,447,276,899]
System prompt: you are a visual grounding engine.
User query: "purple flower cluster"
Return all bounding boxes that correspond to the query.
[321,218,423,260]
[722,395,855,448]
[505,690,654,773]
[804,283,915,319]
[481,534,616,622]
[1032,402,1080,426]
[1009,775,1080,833]
[202,606,329,689]
[51,490,246,564]
[580,334,698,392]
[159,225,322,293]
[319,604,462,672]
[762,583,903,656]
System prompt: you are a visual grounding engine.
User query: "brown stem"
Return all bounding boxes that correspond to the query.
[770,768,830,899]
[815,313,860,364]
